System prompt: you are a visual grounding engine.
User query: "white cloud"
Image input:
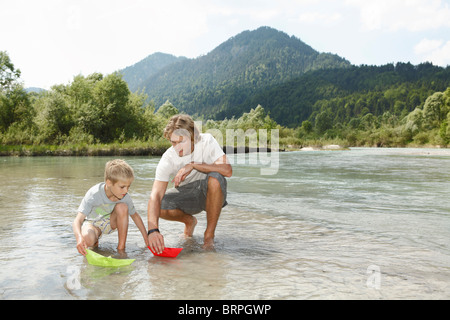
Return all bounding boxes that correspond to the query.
[415,39,450,66]
[414,39,444,55]
[298,12,342,25]
[1,0,212,88]
[345,0,450,31]
[2,0,449,88]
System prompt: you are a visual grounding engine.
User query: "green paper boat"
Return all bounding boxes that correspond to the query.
[85,249,135,267]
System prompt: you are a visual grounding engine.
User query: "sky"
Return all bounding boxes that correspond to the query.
[1,0,450,89]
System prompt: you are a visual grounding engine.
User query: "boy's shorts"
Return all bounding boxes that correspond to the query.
[84,217,115,237]
[161,172,228,215]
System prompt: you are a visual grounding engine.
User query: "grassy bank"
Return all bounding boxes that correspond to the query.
[1,138,447,157]
[0,140,171,157]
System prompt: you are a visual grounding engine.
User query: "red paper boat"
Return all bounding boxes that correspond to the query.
[148,246,183,258]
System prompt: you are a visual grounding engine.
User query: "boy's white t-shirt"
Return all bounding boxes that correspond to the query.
[78,182,137,221]
[155,133,225,187]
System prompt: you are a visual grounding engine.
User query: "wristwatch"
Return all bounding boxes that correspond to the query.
[147,228,160,236]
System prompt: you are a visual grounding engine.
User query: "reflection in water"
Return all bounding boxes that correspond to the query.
[1,150,450,299]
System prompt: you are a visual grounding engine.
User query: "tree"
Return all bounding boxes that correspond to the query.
[156,100,179,119]
[442,112,450,144]
[423,92,445,129]
[0,52,32,135]
[301,120,312,134]
[34,92,73,142]
[315,111,332,134]
[0,51,21,92]
[91,72,132,141]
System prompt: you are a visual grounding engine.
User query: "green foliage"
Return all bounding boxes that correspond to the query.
[156,100,179,119]
[315,111,333,134]
[204,105,280,147]
[0,85,33,132]
[0,58,168,146]
[204,105,277,132]
[34,91,73,143]
[0,51,21,91]
[120,52,187,92]
[423,92,446,129]
[0,51,34,144]
[1,47,450,151]
[245,62,450,127]
[300,120,313,135]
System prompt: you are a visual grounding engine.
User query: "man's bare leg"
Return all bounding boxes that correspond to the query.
[161,209,197,238]
[203,176,224,250]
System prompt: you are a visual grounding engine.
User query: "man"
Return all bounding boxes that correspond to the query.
[147,114,232,252]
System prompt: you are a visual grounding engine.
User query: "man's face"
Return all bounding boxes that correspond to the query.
[170,132,193,157]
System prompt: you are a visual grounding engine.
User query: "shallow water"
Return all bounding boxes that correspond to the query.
[0,148,449,300]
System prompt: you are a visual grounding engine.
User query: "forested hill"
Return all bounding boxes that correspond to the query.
[124,26,351,118]
[118,26,449,131]
[231,62,450,127]
[120,52,187,92]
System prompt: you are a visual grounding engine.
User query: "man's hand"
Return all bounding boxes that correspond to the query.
[172,163,195,188]
[148,232,165,255]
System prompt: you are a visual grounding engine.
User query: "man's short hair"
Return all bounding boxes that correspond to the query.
[164,114,200,144]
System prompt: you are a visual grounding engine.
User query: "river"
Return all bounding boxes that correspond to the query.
[0,148,449,300]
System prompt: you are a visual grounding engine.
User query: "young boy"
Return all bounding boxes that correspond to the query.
[73,159,148,255]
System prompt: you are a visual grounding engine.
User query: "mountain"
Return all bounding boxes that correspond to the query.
[118,27,449,129]
[124,27,351,119]
[25,87,46,94]
[119,52,187,92]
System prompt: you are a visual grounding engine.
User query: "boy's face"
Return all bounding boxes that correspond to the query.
[106,179,133,200]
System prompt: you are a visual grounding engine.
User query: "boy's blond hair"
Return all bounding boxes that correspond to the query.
[164,114,200,144]
[104,159,134,183]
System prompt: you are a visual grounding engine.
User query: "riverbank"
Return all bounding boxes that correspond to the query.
[2,130,447,157]
[1,142,447,157]
[0,142,169,157]
[0,143,279,157]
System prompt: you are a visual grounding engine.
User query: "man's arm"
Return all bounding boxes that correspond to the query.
[147,180,168,254]
[193,154,232,177]
[172,155,232,187]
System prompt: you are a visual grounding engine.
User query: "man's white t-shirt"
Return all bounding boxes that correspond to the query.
[155,133,225,187]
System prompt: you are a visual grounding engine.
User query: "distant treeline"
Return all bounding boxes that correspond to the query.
[1,51,449,153]
[220,62,450,125]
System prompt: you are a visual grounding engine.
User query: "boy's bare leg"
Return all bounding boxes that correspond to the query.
[110,203,129,252]
[203,176,224,250]
[81,224,100,248]
[161,209,197,238]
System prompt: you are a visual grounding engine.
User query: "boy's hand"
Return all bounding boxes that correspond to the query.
[76,239,88,256]
[148,232,165,255]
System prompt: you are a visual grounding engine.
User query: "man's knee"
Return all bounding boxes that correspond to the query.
[207,173,226,191]
[208,175,222,189]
